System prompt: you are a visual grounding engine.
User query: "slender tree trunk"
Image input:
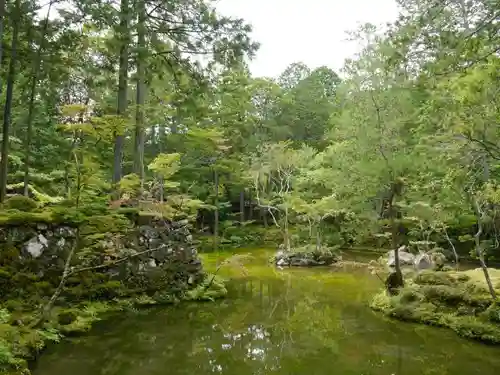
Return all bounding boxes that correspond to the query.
[473,198,497,300]
[443,226,459,270]
[158,123,165,202]
[262,206,267,227]
[315,223,321,252]
[239,190,245,222]
[0,0,5,89]
[284,205,290,251]
[112,0,130,196]
[389,190,404,290]
[0,0,20,203]
[23,4,52,195]
[133,0,146,185]
[213,169,219,251]
[248,190,253,220]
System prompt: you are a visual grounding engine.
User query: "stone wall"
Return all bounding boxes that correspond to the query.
[0,210,205,304]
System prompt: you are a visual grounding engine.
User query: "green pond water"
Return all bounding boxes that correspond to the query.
[33,249,500,375]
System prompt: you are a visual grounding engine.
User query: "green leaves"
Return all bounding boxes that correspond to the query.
[148,153,181,180]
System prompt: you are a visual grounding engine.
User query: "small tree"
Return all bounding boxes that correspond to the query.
[249,141,314,252]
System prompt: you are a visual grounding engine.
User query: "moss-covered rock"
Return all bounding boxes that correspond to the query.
[370,268,500,344]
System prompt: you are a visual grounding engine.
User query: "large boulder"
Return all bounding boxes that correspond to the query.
[387,246,415,267]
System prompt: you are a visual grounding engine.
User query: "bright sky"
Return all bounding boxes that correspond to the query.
[216,0,400,78]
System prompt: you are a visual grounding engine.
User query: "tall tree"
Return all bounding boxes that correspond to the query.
[0,0,21,202]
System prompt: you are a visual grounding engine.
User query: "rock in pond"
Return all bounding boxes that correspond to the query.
[274,248,338,267]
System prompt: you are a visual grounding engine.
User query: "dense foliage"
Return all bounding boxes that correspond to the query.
[0,0,499,256]
[0,0,500,371]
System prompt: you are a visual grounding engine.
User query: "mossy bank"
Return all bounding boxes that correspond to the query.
[371,268,500,344]
[0,198,226,375]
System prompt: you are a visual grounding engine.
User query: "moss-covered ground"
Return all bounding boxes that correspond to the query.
[370,267,500,344]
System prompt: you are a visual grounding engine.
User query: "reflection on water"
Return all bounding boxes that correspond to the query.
[33,256,500,375]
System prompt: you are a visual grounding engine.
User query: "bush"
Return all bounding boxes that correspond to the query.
[3,196,38,212]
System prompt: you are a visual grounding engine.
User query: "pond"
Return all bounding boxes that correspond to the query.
[33,249,500,375]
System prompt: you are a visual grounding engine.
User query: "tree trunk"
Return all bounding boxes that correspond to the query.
[158,123,165,202]
[23,4,52,196]
[213,169,219,251]
[112,0,130,196]
[443,226,459,270]
[388,190,404,292]
[262,206,267,227]
[473,199,497,300]
[0,0,20,203]
[284,205,290,251]
[0,0,5,89]
[133,0,146,185]
[248,190,253,220]
[315,223,321,252]
[239,190,245,222]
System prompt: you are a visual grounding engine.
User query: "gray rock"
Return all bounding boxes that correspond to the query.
[387,248,415,267]
[274,248,337,267]
[276,258,287,267]
[37,223,48,231]
[140,225,159,239]
[56,238,66,248]
[275,250,286,261]
[24,234,48,258]
[414,252,434,271]
[54,226,76,238]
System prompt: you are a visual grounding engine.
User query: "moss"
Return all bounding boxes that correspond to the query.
[48,206,86,225]
[57,309,79,326]
[414,270,458,286]
[0,307,61,374]
[483,303,500,323]
[184,274,228,301]
[462,268,500,291]
[420,285,465,306]
[371,269,500,344]
[6,183,63,205]
[448,316,500,344]
[80,214,132,235]
[3,196,38,212]
[0,210,53,226]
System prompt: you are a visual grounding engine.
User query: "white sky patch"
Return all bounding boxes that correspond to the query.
[216,0,400,78]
